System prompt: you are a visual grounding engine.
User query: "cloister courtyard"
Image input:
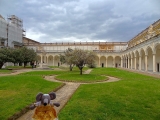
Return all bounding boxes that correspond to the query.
[0,66,160,120]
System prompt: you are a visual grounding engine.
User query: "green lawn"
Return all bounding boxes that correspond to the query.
[58,68,160,120]
[0,68,90,119]
[1,67,160,120]
[20,70,63,75]
[0,74,62,120]
[55,73,107,82]
[5,65,32,69]
[0,69,13,74]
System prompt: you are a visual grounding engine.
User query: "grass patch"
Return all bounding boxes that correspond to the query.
[55,74,107,82]
[5,65,32,69]
[59,68,160,120]
[20,70,64,76]
[49,66,89,71]
[0,69,13,74]
[0,75,62,120]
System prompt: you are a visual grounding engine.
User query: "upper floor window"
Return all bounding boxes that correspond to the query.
[1,41,4,46]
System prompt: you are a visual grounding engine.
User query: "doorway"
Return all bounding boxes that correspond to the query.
[102,63,104,67]
[157,63,159,72]
[115,63,118,68]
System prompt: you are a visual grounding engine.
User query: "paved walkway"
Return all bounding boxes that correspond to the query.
[17,82,80,120]
[16,69,120,120]
[0,69,33,76]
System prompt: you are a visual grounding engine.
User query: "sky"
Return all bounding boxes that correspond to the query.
[0,0,160,43]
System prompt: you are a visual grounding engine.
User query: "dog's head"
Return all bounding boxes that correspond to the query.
[36,92,56,106]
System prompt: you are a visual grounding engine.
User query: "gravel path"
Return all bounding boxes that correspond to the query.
[0,69,33,76]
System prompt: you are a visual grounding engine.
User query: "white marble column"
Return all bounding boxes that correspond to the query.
[121,58,123,68]
[53,57,54,66]
[46,56,48,64]
[128,58,130,69]
[145,55,148,71]
[131,58,133,69]
[106,59,108,67]
[44,56,46,63]
[139,56,142,71]
[153,54,156,72]
[40,55,43,67]
[135,57,137,70]
[113,58,115,67]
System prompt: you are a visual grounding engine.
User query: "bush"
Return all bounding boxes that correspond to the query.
[87,63,96,68]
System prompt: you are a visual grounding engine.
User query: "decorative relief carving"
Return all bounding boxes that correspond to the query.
[38,46,44,50]
[99,45,114,50]
[128,19,160,48]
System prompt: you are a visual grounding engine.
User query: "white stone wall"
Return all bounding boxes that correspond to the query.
[0,17,23,48]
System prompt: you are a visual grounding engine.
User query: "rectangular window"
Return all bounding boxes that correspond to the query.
[1,41,4,46]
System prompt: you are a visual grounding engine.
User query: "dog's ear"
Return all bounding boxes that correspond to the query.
[36,92,43,101]
[49,92,56,100]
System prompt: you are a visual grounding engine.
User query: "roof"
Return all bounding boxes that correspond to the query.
[0,14,5,20]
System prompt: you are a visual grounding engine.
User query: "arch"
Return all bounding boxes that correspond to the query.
[153,42,160,54]
[131,52,135,69]
[115,56,121,68]
[146,46,153,56]
[37,55,41,65]
[107,56,113,67]
[139,48,145,56]
[135,50,140,70]
[54,55,60,67]
[140,48,145,71]
[155,43,160,72]
[100,56,106,67]
[146,46,153,71]
[48,55,54,66]
[128,53,131,58]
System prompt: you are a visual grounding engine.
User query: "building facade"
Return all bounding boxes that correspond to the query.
[23,19,160,73]
[0,15,25,48]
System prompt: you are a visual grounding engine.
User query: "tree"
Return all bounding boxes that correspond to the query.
[72,49,97,75]
[61,48,97,74]
[20,47,37,67]
[0,48,13,69]
[9,48,22,66]
[60,48,75,71]
[0,47,37,69]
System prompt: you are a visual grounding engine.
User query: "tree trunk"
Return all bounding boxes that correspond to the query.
[69,65,72,71]
[0,62,4,69]
[78,66,83,75]
[80,68,83,75]
[24,62,27,68]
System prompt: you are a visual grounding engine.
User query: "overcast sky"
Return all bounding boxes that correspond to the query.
[0,0,160,43]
